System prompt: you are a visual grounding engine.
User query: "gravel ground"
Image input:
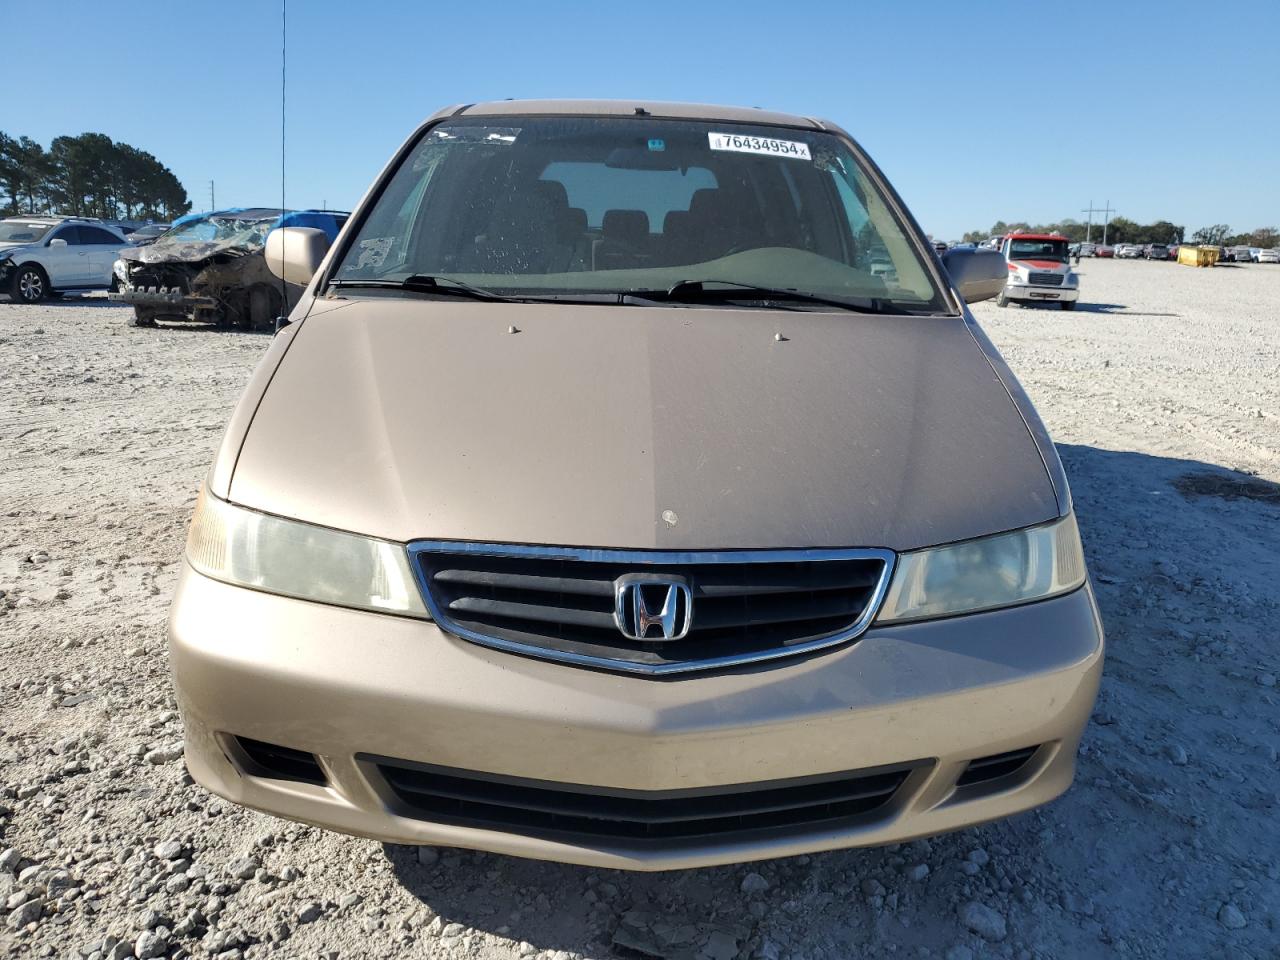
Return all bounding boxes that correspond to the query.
[1,258,1278,960]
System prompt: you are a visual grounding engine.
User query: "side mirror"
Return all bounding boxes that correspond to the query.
[49,238,68,248]
[265,227,330,286]
[941,246,1008,304]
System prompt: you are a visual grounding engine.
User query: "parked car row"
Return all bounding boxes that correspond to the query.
[1,209,349,326]
[1068,240,1278,264]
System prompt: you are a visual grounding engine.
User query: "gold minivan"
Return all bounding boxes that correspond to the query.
[169,100,1102,870]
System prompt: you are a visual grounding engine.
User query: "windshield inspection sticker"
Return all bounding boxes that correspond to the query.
[708,132,811,160]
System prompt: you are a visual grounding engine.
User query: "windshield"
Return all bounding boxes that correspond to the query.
[160,215,275,249]
[0,221,53,244]
[330,116,946,312]
[1008,239,1068,263]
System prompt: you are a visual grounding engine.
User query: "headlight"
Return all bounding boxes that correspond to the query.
[113,259,128,282]
[185,489,428,618]
[876,513,1086,623]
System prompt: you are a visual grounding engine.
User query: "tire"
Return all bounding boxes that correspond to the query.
[130,307,159,328]
[1061,301,1076,311]
[248,286,282,332]
[996,290,1009,308]
[10,263,49,304]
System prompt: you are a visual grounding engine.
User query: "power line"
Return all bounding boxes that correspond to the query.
[1081,200,1113,244]
[278,0,287,328]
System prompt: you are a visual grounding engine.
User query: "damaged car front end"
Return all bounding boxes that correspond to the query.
[110,208,346,329]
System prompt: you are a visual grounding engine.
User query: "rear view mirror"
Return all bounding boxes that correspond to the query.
[265,227,330,286]
[941,247,1007,303]
[49,238,68,248]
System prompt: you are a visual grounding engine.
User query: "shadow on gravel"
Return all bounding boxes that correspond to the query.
[1171,469,1280,505]
[144,321,274,335]
[1006,300,1181,316]
[375,444,1279,958]
[0,293,124,308]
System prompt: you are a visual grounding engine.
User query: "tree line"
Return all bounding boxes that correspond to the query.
[0,131,191,222]
[1186,224,1280,248]
[961,218,1279,250]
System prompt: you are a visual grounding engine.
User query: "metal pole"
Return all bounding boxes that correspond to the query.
[1082,201,1092,243]
[209,180,215,212]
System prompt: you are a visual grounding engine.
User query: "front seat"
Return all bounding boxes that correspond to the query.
[593,210,651,270]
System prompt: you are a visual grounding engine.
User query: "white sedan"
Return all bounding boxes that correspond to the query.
[0,217,130,303]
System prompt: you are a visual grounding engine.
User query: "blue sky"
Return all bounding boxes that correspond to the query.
[11,0,1278,238]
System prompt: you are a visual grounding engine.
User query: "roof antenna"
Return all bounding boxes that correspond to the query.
[275,0,289,332]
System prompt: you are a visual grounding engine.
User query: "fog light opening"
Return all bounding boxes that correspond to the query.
[230,736,328,786]
[956,746,1040,788]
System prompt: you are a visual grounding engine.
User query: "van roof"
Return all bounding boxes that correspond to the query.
[441,99,823,130]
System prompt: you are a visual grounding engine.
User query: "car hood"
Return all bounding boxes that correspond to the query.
[228,300,1058,551]
[0,242,31,256]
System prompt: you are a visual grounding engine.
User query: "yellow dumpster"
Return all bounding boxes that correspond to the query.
[1178,245,1219,267]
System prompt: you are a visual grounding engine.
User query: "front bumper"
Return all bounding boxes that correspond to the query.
[1004,281,1080,303]
[169,563,1104,870]
[109,286,216,310]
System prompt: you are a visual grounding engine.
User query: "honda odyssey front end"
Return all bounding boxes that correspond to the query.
[169,100,1103,870]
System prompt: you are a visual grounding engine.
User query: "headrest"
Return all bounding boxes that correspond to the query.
[602,209,650,242]
[687,188,723,220]
[563,207,588,233]
[532,180,570,209]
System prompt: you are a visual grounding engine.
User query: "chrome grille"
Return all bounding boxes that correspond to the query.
[408,542,895,675]
[1028,272,1065,286]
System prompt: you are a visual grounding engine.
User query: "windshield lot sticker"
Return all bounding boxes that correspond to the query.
[708,132,811,160]
[355,236,395,270]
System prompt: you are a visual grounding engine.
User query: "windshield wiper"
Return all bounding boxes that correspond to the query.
[328,274,519,302]
[626,280,901,314]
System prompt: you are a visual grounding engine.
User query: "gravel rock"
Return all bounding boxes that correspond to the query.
[1062,891,1095,916]
[226,857,259,880]
[142,744,184,765]
[153,840,184,861]
[8,897,43,928]
[133,927,169,958]
[1218,903,1246,929]
[416,847,439,867]
[958,901,1007,942]
[906,863,930,881]
[297,901,323,923]
[1167,743,1189,766]
[740,871,770,894]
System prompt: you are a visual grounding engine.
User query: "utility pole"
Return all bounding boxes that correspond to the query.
[1081,200,1114,244]
[209,180,216,212]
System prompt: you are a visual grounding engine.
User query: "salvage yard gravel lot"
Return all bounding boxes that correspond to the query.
[1,258,1277,959]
